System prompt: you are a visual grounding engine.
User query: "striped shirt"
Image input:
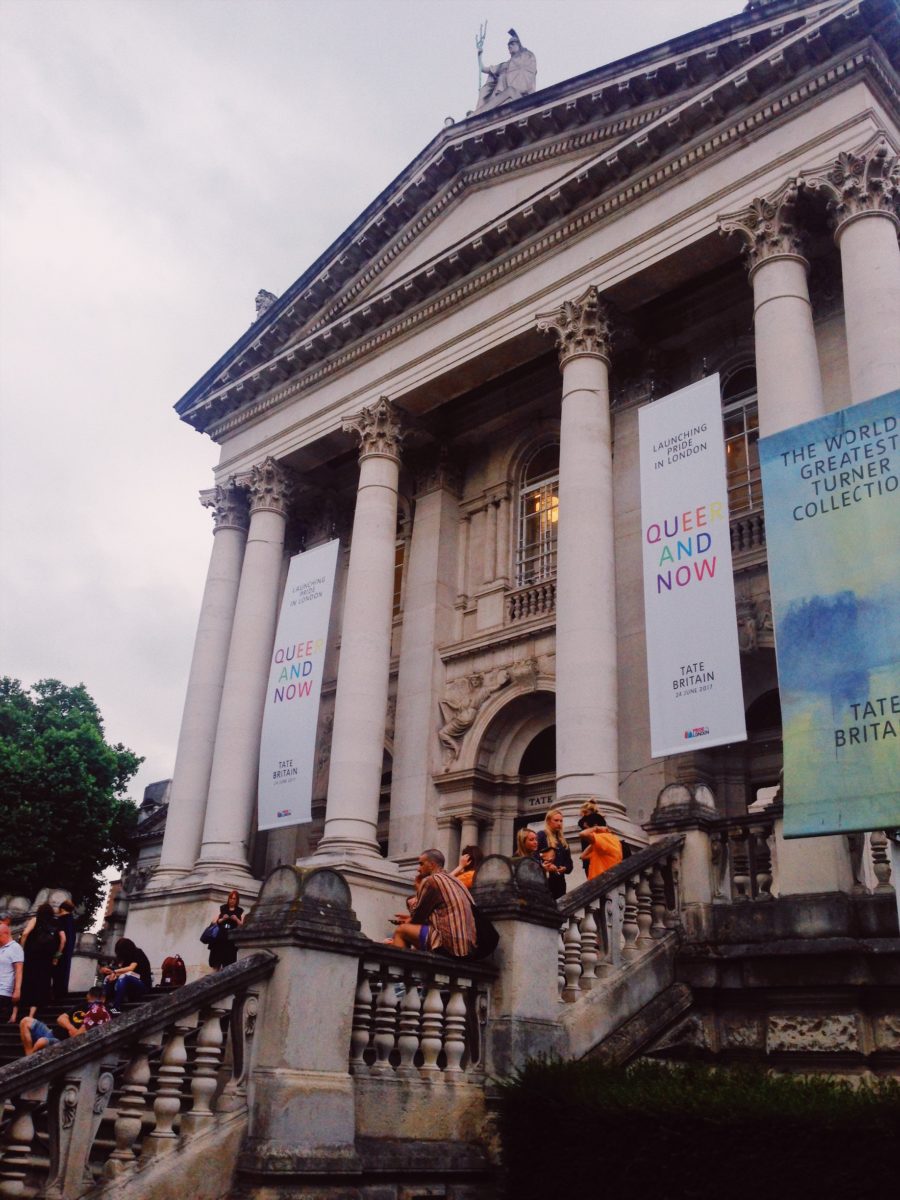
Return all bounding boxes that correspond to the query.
[411,870,476,957]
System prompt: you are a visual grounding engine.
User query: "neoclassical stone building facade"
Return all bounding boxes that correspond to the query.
[127,0,900,966]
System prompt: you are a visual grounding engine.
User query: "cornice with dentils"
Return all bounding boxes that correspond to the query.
[178,0,898,438]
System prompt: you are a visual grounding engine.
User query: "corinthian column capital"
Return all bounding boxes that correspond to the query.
[536,285,611,367]
[718,180,807,274]
[801,135,900,237]
[201,480,250,533]
[343,396,406,463]
[246,457,294,517]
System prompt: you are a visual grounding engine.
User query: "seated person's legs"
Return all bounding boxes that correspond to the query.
[387,922,426,950]
[113,973,146,1008]
[20,1016,58,1056]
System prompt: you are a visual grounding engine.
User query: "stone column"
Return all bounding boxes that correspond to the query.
[153,483,249,884]
[388,453,459,865]
[459,815,480,851]
[802,136,900,405]
[719,181,825,436]
[317,398,405,861]
[536,286,622,821]
[194,458,294,880]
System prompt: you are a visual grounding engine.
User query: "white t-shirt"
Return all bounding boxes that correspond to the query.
[0,939,25,997]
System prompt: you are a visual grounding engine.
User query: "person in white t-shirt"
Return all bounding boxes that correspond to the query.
[0,919,25,1024]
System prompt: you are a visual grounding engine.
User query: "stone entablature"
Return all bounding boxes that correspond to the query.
[176,1,895,439]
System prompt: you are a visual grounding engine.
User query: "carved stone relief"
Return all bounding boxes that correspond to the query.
[736,594,774,654]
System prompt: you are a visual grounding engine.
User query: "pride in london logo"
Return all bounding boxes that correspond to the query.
[683,726,710,740]
[277,809,292,819]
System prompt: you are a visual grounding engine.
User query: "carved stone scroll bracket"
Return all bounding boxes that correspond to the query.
[201,479,250,534]
[343,396,406,463]
[718,180,808,275]
[801,135,900,238]
[536,285,612,367]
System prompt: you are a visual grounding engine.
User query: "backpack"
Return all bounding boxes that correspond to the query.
[160,955,186,988]
[31,922,59,953]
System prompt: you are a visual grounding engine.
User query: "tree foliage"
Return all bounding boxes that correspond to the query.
[0,678,142,918]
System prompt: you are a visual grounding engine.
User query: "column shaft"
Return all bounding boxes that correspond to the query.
[195,461,292,878]
[750,256,825,435]
[318,400,404,859]
[155,486,248,880]
[837,215,900,404]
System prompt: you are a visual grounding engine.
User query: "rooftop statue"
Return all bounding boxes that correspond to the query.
[476,25,537,113]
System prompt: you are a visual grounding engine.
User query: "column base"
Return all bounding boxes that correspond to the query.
[296,849,412,940]
[123,877,259,981]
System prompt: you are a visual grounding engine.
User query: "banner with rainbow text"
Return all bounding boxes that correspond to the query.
[257,539,339,831]
[759,389,900,837]
[639,375,747,757]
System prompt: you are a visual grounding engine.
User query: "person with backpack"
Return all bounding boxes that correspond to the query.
[19,902,63,1018]
[99,938,152,1011]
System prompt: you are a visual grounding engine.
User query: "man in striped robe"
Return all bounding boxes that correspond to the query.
[387,848,477,957]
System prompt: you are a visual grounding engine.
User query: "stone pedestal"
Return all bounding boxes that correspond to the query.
[473,855,566,1075]
[771,819,855,897]
[233,866,369,1183]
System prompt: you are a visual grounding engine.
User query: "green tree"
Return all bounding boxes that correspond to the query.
[0,678,142,919]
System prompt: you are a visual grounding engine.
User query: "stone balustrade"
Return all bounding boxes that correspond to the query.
[0,953,275,1199]
[349,946,494,1079]
[507,578,556,623]
[710,813,776,902]
[556,837,683,1003]
[729,510,766,556]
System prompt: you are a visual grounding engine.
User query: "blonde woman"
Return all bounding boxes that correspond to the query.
[535,809,573,899]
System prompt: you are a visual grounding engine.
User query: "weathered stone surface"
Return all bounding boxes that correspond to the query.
[719,1015,764,1050]
[766,1013,860,1054]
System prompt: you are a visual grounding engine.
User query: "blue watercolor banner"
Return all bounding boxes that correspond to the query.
[759,390,900,837]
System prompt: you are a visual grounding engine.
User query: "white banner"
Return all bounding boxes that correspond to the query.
[257,539,340,831]
[638,375,746,757]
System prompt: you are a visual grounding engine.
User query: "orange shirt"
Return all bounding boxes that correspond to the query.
[583,829,623,880]
[455,869,475,890]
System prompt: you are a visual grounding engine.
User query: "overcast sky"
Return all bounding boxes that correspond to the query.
[0,0,743,804]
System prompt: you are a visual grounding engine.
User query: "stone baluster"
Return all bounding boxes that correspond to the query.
[557,929,566,997]
[749,823,774,900]
[143,1019,195,1157]
[419,975,447,1077]
[182,1000,231,1135]
[349,966,376,1073]
[870,831,893,892]
[636,869,654,946]
[596,894,617,974]
[711,831,730,901]
[536,287,621,822]
[650,865,668,936]
[372,969,400,1075]
[443,981,469,1074]
[217,991,258,1112]
[621,878,640,958]
[396,971,423,1077]
[719,182,825,436]
[0,1092,42,1198]
[803,136,900,405]
[561,917,583,1002]
[729,827,752,900]
[104,1038,158,1178]
[664,855,681,929]
[579,906,599,989]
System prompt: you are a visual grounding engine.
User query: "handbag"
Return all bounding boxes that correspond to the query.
[200,923,220,945]
[468,904,499,960]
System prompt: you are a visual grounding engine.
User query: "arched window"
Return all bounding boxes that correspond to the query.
[722,366,761,516]
[516,443,559,586]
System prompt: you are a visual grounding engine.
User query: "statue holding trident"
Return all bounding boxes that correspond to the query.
[476,24,537,112]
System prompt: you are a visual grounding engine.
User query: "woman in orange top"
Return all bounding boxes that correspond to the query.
[450,845,484,890]
[579,812,623,881]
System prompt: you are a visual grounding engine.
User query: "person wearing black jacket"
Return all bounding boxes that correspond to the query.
[535,808,574,900]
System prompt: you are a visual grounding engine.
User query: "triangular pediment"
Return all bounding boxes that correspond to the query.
[363,148,604,296]
[176,0,897,436]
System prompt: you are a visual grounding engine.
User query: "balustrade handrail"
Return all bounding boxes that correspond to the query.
[0,951,276,1103]
[358,940,498,981]
[559,835,684,919]
[711,810,777,831]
